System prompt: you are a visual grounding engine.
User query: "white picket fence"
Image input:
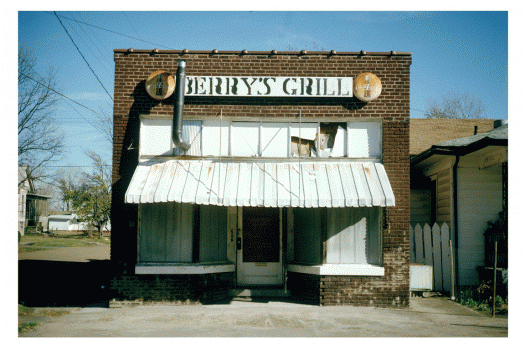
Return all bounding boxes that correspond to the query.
[410,223,453,293]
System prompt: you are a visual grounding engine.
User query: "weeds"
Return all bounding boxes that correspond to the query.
[18,322,37,333]
[18,304,34,316]
[457,282,508,316]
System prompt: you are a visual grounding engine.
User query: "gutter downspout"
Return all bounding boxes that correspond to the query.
[452,155,460,299]
[173,60,191,152]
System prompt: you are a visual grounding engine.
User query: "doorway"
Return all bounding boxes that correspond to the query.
[236,207,283,286]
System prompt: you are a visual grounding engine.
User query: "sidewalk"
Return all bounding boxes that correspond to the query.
[19,295,508,337]
[18,245,508,337]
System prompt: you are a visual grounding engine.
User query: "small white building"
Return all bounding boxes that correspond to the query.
[48,213,111,233]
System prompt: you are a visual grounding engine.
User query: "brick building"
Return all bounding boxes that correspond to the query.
[111,49,411,307]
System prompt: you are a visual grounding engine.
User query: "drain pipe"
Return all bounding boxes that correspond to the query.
[173,60,191,152]
[452,154,460,299]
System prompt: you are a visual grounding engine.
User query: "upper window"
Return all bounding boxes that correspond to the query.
[139,117,382,159]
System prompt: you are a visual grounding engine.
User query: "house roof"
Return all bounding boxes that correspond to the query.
[435,124,507,148]
[409,119,496,155]
[48,214,75,220]
[411,123,508,166]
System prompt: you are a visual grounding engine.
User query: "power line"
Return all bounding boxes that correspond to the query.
[65,13,113,77]
[54,11,114,102]
[51,12,175,50]
[19,71,106,120]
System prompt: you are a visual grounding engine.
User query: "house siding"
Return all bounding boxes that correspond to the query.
[111,50,411,307]
[436,168,452,224]
[410,189,431,225]
[457,162,503,286]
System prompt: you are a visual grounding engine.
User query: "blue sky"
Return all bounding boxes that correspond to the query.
[16,10,509,170]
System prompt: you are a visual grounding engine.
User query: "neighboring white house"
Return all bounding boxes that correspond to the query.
[18,167,30,234]
[410,120,508,291]
[18,166,50,234]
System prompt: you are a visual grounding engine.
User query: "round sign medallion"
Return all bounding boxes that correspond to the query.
[353,72,382,102]
[145,70,176,100]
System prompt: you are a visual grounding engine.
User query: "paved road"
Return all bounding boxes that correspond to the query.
[18,245,508,337]
[18,296,508,337]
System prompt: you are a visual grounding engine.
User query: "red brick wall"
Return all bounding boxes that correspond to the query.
[110,273,234,305]
[112,49,411,306]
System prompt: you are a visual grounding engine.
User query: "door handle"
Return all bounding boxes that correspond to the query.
[237,237,242,250]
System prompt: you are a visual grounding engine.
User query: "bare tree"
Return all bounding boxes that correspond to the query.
[18,48,65,188]
[93,103,113,147]
[425,92,486,119]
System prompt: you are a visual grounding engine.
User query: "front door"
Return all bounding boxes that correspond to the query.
[237,207,283,286]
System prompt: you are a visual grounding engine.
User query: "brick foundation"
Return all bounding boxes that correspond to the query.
[110,272,234,305]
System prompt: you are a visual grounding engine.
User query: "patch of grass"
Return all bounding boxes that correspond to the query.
[18,246,53,253]
[18,304,34,316]
[18,322,37,333]
[39,309,70,317]
[19,234,110,248]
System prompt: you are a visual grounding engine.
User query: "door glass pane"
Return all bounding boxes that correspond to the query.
[243,207,280,262]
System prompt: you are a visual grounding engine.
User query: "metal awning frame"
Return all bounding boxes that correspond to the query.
[125,157,396,208]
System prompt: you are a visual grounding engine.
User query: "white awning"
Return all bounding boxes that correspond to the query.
[125,159,395,207]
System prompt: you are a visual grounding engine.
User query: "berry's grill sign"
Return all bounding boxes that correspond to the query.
[184,76,354,98]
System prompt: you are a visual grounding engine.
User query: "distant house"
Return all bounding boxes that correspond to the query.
[48,212,111,233]
[18,166,50,234]
[410,119,508,294]
[48,213,76,231]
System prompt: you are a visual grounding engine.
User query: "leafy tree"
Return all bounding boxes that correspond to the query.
[64,151,111,238]
[425,92,486,119]
[18,47,65,187]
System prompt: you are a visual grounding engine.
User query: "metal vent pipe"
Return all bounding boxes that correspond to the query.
[173,60,191,152]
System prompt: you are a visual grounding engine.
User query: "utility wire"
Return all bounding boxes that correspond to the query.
[19,71,106,119]
[66,14,112,76]
[54,11,114,102]
[51,12,175,50]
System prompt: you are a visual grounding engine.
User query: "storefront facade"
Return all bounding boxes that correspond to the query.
[111,49,411,307]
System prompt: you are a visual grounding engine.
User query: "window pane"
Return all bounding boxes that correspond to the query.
[199,205,228,262]
[140,118,172,156]
[261,123,288,157]
[347,121,382,158]
[231,122,259,157]
[326,207,381,264]
[138,203,193,263]
[202,120,230,156]
[293,208,322,264]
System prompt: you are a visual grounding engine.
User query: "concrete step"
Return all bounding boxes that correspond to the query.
[229,288,291,298]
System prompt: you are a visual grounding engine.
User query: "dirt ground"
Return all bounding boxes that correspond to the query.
[17,243,510,338]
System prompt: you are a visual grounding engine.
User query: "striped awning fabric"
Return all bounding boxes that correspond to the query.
[125,159,395,208]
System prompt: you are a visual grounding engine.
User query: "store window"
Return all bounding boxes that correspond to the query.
[138,203,228,264]
[326,207,381,265]
[292,207,382,266]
